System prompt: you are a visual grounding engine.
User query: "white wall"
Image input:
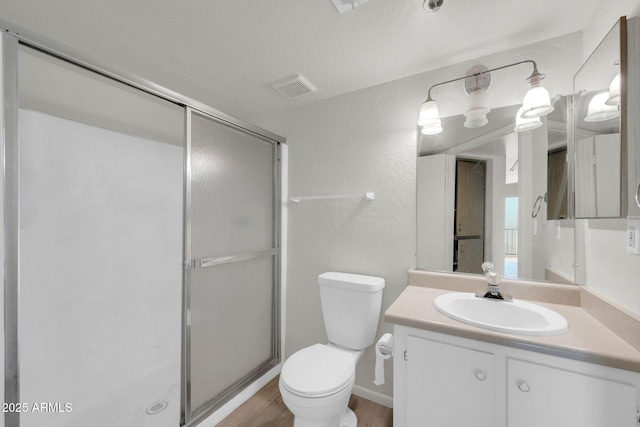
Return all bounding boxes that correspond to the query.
[583,0,640,56]
[582,219,640,313]
[19,110,182,427]
[252,32,581,400]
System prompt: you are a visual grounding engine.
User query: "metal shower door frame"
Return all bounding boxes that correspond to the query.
[0,18,284,427]
[181,107,281,426]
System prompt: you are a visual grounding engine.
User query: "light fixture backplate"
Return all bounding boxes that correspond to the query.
[464,65,491,94]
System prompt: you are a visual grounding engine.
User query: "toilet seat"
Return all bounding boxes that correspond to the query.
[281,344,355,398]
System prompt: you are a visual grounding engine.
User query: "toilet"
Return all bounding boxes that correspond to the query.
[279,272,385,427]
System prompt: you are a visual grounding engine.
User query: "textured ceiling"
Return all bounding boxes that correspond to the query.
[0,0,602,122]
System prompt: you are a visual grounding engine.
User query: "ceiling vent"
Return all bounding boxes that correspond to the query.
[271,74,317,99]
[331,0,373,13]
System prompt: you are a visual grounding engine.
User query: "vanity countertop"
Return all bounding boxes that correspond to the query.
[385,271,640,373]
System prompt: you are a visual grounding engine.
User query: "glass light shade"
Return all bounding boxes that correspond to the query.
[585,91,619,122]
[464,88,490,128]
[420,118,443,135]
[514,107,542,132]
[605,73,621,106]
[418,100,443,135]
[464,114,488,128]
[521,85,554,118]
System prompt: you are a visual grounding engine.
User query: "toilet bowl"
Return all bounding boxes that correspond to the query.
[280,344,360,427]
[279,272,385,427]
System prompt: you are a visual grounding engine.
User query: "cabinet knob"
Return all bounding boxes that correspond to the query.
[516,380,530,392]
[474,370,486,381]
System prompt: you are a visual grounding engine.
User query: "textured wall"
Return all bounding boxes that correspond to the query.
[583,0,640,56]
[252,32,581,400]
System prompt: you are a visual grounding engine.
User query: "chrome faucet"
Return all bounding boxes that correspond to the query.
[478,262,512,301]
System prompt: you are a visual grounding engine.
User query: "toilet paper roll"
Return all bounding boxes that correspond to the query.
[373,333,394,386]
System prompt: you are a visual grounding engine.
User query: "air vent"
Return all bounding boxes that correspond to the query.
[271,74,317,99]
[331,0,373,13]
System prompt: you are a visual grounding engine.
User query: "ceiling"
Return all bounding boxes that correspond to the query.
[0,0,602,122]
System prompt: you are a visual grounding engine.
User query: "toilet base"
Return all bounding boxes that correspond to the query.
[292,407,357,427]
[341,408,357,427]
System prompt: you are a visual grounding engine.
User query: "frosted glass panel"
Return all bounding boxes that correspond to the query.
[190,256,274,410]
[18,47,184,427]
[187,110,278,416]
[191,112,275,258]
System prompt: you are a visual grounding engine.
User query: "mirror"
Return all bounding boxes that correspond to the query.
[417,99,575,283]
[573,17,627,218]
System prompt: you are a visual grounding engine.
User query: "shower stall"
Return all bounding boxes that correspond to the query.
[1,26,283,427]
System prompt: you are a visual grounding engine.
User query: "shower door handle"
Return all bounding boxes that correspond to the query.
[190,248,279,269]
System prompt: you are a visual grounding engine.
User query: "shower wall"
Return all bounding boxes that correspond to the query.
[18,109,183,427]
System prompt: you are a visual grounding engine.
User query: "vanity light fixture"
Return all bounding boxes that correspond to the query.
[418,60,554,135]
[417,97,443,135]
[585,91,620,122]
[463,65,491,129]
[464,87,490,128]
[514,106,543,132]
[606,73,621,106]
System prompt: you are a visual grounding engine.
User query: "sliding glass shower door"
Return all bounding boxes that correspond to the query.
[183,109,280,425]
[3,31,281,427]
[17,45,185,427]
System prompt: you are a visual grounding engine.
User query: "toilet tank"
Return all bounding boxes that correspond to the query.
[318,272,385,350]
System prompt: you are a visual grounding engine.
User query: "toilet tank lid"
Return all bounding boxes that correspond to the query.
[318,272,385,292]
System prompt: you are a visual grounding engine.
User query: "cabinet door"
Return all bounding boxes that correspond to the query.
[507,358,638,427]
[406,336,494,427]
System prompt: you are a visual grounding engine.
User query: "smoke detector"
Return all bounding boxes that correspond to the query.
[271,74,317,99]
[331,0,373,13]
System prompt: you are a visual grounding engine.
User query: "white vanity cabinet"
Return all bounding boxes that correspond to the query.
[406,334,495,427]
[507,357,637,426]
[394,325,640,427]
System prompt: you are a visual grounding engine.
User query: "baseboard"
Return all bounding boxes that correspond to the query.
[352,385,393,408]
[198,364,282,426]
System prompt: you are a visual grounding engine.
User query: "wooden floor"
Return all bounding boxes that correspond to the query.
[217,375,393,427]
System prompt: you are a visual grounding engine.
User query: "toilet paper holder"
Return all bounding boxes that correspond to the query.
[378,342,393,356]
[374,333,394,386]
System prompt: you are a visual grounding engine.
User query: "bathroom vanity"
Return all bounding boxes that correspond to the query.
[385,270,640,427]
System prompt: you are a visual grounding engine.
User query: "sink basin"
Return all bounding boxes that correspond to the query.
[434,292,569,336]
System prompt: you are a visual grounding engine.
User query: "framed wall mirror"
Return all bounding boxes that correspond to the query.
[573,16,627,219]
[417,100,575,284]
